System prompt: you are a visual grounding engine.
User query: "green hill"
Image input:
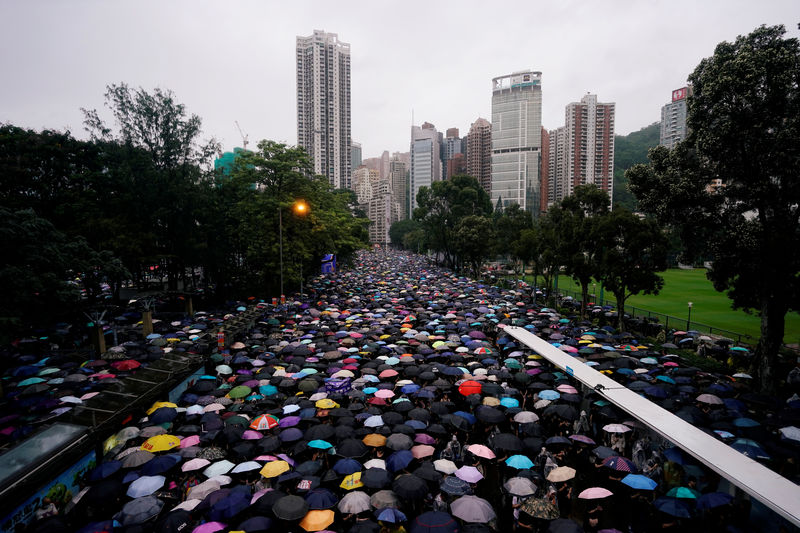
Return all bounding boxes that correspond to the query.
[613,122,660,210]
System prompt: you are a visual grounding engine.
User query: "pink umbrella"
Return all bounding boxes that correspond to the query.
[455,466,483,483]
[374,389,395,399]
[663,361,679,367]
[465,444,496,460]
[180,435,200,448]
[556,384,578,394]
[242,430,263,440]
[182,458,210,472]
[414,434,435,445]
[379,369,398,379]
[192,522,227,533]
[579,487,614,499]
[411,445,435,459]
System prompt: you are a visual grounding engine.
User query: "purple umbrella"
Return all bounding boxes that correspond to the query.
[279,416,301,428]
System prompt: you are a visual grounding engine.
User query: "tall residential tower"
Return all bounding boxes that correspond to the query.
[296,30,352,189]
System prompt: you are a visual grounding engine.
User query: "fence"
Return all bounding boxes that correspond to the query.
[554,286,755,345]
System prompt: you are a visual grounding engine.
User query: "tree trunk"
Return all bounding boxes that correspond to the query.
[751,296,786,394]
[615,293,627,331]
[580,281,589,320]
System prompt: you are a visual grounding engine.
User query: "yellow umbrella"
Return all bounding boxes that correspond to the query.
[260,460,290,478]
[340,472,364,490]
[146,401,178,415]
[140,434,180,452]
[362,434,387,447]
[315,399,338,409]
[300,509,335,532]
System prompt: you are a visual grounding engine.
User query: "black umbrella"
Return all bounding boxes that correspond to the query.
[475,406,505,425]
[392,474,428,500]
[272,495,309,521]
[489,433,523,453]
[362,467,392,488]
[338,438,369,458]
[543,404,577,421]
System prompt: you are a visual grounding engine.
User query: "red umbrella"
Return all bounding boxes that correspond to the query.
[458,381,482,396]
[111,360,141,371]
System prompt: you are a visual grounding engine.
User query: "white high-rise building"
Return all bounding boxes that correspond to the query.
[409,123,441,217]
[491,71,542,213]
[296,30,352,189]
[562,93,615,201]
[660,87,689,148]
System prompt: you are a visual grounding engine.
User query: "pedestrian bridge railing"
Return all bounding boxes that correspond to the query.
[502,326,800,529]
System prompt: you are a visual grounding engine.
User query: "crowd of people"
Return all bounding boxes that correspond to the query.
[5,250,800,533]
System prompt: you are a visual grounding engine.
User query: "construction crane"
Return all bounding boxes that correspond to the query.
[234,120,249,150]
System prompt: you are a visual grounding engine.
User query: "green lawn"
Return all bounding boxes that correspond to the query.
[530,269,800,345]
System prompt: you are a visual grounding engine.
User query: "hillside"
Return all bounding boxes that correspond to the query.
[613,122,660,211]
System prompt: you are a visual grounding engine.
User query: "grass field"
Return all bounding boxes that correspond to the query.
[526,269,800,345]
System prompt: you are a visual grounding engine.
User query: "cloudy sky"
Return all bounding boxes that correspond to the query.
[1,1,797,159]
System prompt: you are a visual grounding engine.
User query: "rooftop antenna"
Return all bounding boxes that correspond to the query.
[235,121,249,150]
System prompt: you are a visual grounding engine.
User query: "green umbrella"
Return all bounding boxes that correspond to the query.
[228,385,251,399]
[666,486,701,499]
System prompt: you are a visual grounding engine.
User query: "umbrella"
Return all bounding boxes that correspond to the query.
[450,495,496,523]
[520,498,560,520]
[376,507,407,524]
[504,476,537,496]
[546,466,576,482]
[666,486,701,499]
[458,381,482,396]
[338,491,371,514]
[696,492,734,510]
[653,497,692,518]
[250,414,279,431]
[273,495,309,521]
[621,474,657,490]
[602,423,631,433]
[434,459,458,474]
[370,490,401,510]
[126,475,165,498]
[455,465,483,483]
[182,458,211,472]
[602,456,637,473]
[505,454,534,469]
[192,522,226,533]
[340,472,365,490]
[578,487,613,499]
[204,460,235,478]
[362,468,392,489]
[299,509,335,531]
[439,476,471,496]
[209,490,251,521]
[334,458,363,475]
[465,444,495,459]
[392,474,428,500]
[116,496,164,526]
[122,450,155,468]
[386,450,413,472]
[305,488,338,510]
[547,519,584,533]
[409,511,459,533]
[260,460,290,478]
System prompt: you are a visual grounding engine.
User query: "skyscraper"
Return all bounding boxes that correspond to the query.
[490,71,543,213]
[296,30,352,189]
[410,122,441,216]
[351,142,362,170]
[660,87,689,148]
[466,117,492,195]
[563,93,615,201]
[548,126,566,204]
[389,157,408,222]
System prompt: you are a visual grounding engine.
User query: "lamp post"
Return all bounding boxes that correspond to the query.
[687,301,693,331]
[592,282,596,303]
[279,200,309,298]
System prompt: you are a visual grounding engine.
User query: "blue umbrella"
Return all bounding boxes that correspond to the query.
[89,461,122,481]
[126,475,165,498]
[386,450,414,472]
[500,397,520,408]
[644,386,669,399]
[209,489,251,521]
[696,492,734,510]
[376,507,407,523]
[305,488,339,510]
[621,474,658,490]
[333,458,363,475]
[662,447,687,465]
[656,375,676,384]
[140,454,181,476]
[308,439,333,450]
[452,411,476,425]
[653,497,691,518]
[539,390,560,401]
[732,417,760,428]
[505,454,534,469]
[730,438,770,460]
[410,511,459,533]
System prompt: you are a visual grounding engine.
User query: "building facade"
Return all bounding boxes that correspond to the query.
[547,126,566,205]
[466,117,492,195]
[562,93,615,201]
[351,142,362,171]
[389,157,408,222]
[409,122,441,216]
[296,30,352,189]
[660,86,689,148]
[490,71,543,213]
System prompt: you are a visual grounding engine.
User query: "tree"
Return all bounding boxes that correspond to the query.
[515,215,562,306]
[389,219,423,249]
[453,215,495,278]
[612,123,660,211]
[492,204,533,271]
[413,174,492,269]
[627,25,800,392]
[594,208,668,330]
[557,185,610,319]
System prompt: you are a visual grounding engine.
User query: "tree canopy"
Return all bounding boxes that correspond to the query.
[627,24,800,392]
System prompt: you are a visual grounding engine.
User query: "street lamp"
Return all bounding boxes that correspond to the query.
[279,200,309,298]
[687,301,693,330]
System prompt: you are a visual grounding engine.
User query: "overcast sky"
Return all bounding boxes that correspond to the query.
[1,1,797,159]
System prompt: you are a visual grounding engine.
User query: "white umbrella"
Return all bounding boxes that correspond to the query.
[603,423,632,433]
[338,490,371,514]
[203,460,235,478]
[187,479,221,500]
[181,458,211,472]
[451,495,496,523]
[513,411,539,423]
[779,426,800,443]
[172,499,202,512]
[364,415,384,427]
[363,459,386,470]
[434,459,458,474]
[231,461,262,474]
[126,475,165,498]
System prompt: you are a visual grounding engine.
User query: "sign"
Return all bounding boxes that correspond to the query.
[672,87,688,101]
[566,366,574,376]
